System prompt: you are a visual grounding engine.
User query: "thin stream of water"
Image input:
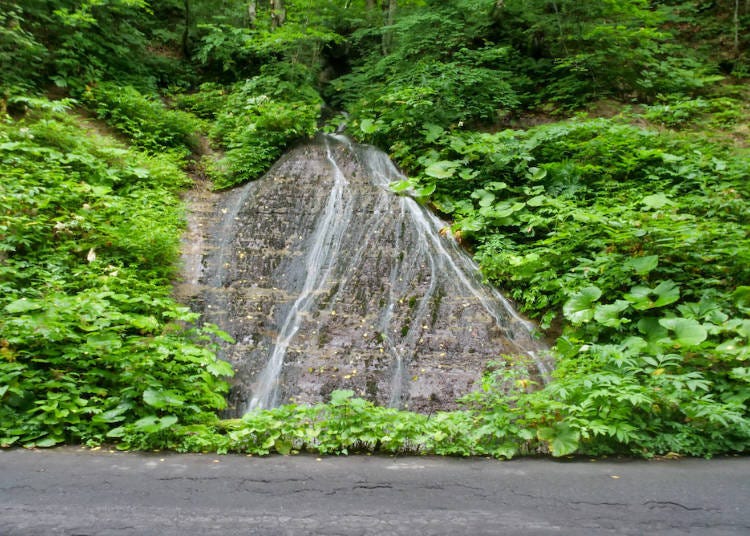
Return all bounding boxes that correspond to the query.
[247,138,354,410]
[353,142,550,381]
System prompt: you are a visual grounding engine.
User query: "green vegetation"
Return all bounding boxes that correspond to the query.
[1,0,749,457]
[0,101,232,448]
[191,73,322,189]
[83,83,202,156]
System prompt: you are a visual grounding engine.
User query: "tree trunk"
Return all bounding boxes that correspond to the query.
[271,0,286,30]
[551,0,568,55]
[182,0,190,58]
[382,0,396,54]
[734,0,740,53]
[490,0,505,20]
[387,0,397,25]
[366,0,376,9]
[248,0,257,28]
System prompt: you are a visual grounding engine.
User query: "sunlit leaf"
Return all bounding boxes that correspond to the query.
[359,118,378,134]
[624,255,659,274]
[85,332,122,351]
[641,193,674,210]
[207,359,235,377]
[594,300,630,328]
[424,160,461,179]
[658,318,707,347]
[416,183,437,197]
[389,179,413,193]
[143,389,185,409]
[132,415,178,433]
[625,280,680,310]
[732,286,750,313]
[538,423,579,456]
[563,286,602,324]
[637,317,669,354]
[329,389,355,406]
[4,298,43,314]
[527,167,547,181]
[484,181,508,191]
[422,123,444,143]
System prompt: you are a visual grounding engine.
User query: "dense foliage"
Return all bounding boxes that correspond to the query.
[0,101,232,448]
[1,0,749,457]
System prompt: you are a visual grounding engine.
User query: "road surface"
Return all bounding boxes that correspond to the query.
[1,447,748,535]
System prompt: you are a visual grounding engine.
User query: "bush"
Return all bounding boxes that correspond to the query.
[208,74,322,189]
[84,83,202,156]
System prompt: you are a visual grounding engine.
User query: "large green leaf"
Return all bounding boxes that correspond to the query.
[594,300,630,328]
[389,179,413,193]
[424,160,461,179]
[526,167,547,181]
[538,423,580,456]
[732,286,750,313]
[416,182,437,197]
[85,332,122,351]
[455,215,485,232]
[329,389,355,406]
[563,286,602,324]
[4,298,43,313]
[658,318,708,347]
[480,200,525,219]
[730,367,750,383]
[92,403,132,424]
[131,415,179,434]
[359,118,378,134]
[128,314,160,331]
[484,181,508,192]
[624,255,659,275]
[625,280,680,310]
[641,193,674,210]
[471,189,496,207]
[422,123,444,143]
[206,359,234,377]
[637,317,669,354]
[143,389,185,409]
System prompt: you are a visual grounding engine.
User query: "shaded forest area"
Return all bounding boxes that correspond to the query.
[1,0,749,457]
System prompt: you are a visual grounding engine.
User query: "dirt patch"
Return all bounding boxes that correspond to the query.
[72,108,130,145]
[174,134,228,302]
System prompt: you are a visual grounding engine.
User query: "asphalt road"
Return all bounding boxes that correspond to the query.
[1,447,749,535]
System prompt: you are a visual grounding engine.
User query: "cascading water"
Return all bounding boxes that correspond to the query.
[247,138,354,410]
[198,134,551,416]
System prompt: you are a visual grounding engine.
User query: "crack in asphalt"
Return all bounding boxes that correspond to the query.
[353,484,394,490]
[156,477,222,482]
[643,500,721,512]
[569,500,630,507]
[0,485,38,493]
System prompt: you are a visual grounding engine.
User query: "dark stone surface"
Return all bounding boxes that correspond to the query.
[197,135,550,415]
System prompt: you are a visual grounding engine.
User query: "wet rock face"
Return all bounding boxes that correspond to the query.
[200,135,549,416]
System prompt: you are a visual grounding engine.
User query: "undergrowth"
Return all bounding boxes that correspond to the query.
[0,100,233,448]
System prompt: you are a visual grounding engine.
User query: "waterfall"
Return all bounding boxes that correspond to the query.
[247,138,354,410]
[353,142,552,383]
[199,134,551,416]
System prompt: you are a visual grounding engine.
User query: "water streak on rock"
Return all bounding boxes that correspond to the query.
[247,138,354,409]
